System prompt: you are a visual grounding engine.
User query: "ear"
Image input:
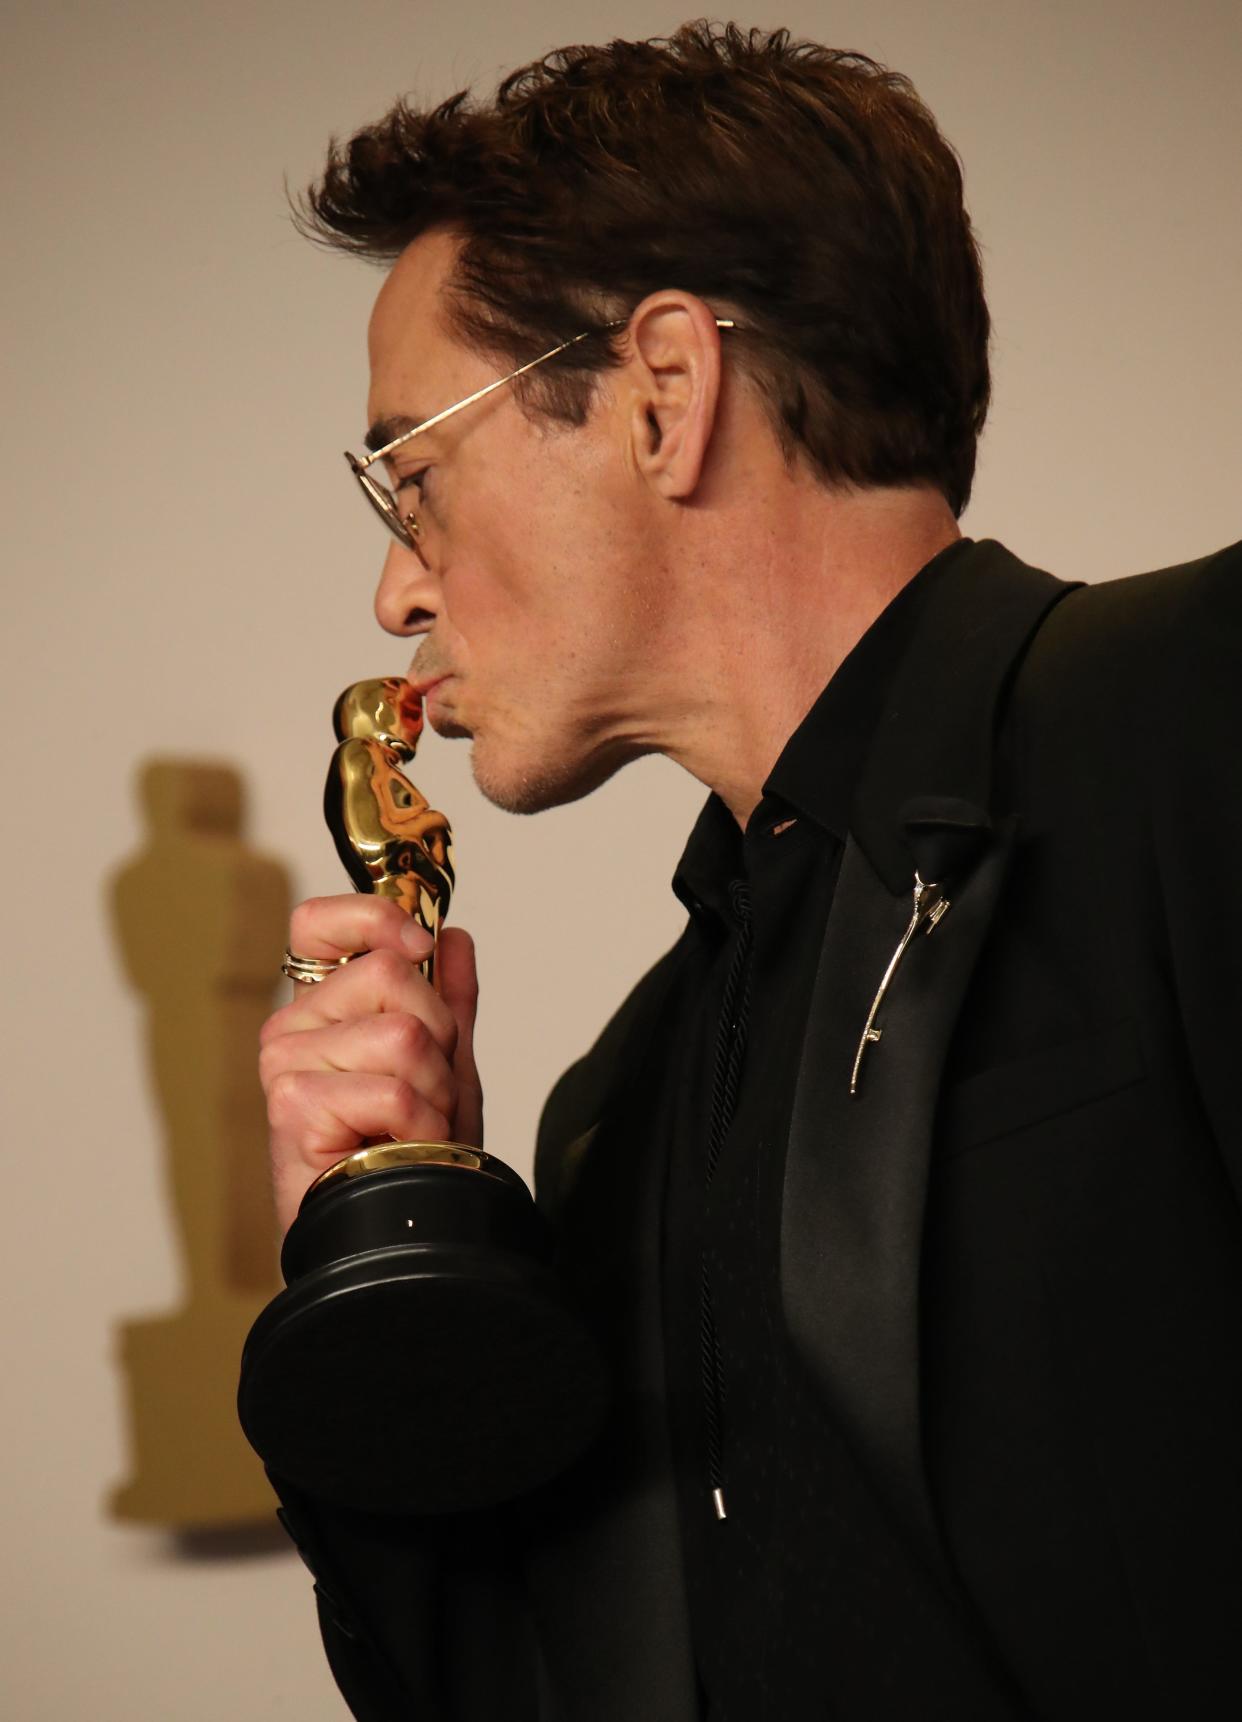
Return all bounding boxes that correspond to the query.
[622,292,725,500]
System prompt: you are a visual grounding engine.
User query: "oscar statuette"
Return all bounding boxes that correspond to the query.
[238,679,608,1514]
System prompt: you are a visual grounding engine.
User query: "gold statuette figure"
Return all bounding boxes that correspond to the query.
[324,678,454,973]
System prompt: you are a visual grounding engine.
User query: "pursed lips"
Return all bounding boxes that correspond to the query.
[408,660,454,698]
[419,674,460,725]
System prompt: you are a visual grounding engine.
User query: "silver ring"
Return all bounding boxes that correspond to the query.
[282,948,360,985]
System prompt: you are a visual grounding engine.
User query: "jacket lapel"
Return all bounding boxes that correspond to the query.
[780,541,1074,1580]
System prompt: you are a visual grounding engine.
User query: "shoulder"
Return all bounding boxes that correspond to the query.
[1009,538,1242,747]
[1031,535,1240,652]
[534,930,696,1219]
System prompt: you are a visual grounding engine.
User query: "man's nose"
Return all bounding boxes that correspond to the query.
[374,538,437,636]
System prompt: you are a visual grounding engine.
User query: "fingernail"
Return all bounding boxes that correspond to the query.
[401,922,434,957]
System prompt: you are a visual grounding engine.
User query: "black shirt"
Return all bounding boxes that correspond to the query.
[661,544,969,1718]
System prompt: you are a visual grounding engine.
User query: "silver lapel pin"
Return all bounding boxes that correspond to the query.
[849,873,951,1097]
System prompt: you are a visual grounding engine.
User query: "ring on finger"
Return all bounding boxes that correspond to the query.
[282,948,362,985]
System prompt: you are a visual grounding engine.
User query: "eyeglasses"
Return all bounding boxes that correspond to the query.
[345,316,737,550]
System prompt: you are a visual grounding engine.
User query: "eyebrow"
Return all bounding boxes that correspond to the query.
[364,414,427,454]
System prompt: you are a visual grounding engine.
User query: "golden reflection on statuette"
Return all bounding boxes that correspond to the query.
[324,678,455,986]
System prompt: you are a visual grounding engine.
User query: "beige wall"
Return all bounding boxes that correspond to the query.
[4,0,1239,1714]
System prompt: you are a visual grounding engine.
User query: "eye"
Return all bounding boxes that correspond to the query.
[395,468,429,497]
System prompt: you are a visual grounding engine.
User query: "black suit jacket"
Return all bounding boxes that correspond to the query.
[273,537,1242,1720]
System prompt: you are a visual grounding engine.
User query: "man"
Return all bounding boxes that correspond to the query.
[258,23,1242,1720]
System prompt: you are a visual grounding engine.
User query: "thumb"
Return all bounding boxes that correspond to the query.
[437,927,483,1147]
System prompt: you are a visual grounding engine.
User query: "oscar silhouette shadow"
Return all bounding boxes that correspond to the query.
[108,759,292,1545]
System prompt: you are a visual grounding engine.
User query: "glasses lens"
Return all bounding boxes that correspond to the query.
[345,453,419,548]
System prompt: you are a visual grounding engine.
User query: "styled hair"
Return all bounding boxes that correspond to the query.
[300,20,990,515]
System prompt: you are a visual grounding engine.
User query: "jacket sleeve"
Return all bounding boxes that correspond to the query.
[270,1472,539,1721]
[1151,539,1242,1204]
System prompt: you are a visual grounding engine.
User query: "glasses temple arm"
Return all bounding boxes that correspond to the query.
[359,319,734,470]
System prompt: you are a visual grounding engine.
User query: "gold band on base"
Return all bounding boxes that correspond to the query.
[305,1140,524,1200]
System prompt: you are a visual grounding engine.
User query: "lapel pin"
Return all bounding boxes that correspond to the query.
[849,872,950,1097]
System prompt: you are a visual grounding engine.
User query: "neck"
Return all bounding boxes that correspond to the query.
[647,485,961,828]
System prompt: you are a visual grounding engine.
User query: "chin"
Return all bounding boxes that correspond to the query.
[469,734,623,816]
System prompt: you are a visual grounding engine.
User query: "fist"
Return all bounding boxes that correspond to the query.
[258,895,483,1237]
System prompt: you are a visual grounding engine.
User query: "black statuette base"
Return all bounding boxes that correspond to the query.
[238,1164,609,1515]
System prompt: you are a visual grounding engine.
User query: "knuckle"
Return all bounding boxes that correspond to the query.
[267,1068,308,1121]
[388,1012,429,1060]
[257,1038,284,1086]
[427,1072,456,1120]
[382,1074,418,1114]
[369,947,411,987]
[423,1006,457,1061]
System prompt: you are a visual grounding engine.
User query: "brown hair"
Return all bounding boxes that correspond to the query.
[300,21,990,516]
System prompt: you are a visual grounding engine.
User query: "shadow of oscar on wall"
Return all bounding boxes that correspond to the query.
[107,759,293,1544]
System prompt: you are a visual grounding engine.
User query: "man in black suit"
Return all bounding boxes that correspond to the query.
[258,23,1242,1719]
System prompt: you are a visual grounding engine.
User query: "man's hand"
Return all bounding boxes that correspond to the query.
[259,896,483,1237]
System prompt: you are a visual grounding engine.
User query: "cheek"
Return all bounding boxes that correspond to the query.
[442,551,536,647]
[444,502,560,638]
[444,427,637,654]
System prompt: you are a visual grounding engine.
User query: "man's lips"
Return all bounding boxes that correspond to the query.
[410,671,452,698]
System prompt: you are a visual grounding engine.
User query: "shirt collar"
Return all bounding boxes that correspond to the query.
[673,793,744,924]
